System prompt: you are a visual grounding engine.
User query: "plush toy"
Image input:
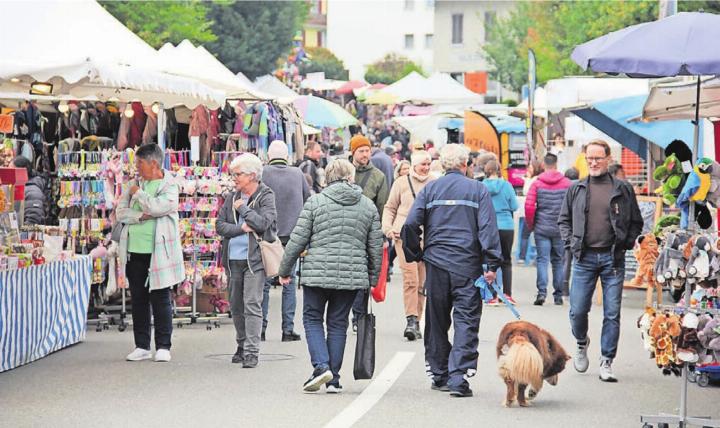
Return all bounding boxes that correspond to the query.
[676,312,701,363]
[697,314,720,364]
[704,160,720,208]
[649,313,683,376]
[686,236,713,283]
[653,214,680,236]
[655,232,689,295]
[631,233,662,307]
[677,158,714,228]
[637,307,657,357]
[654,153,685,206]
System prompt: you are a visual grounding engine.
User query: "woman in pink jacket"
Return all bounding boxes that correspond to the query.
[382,150,434,341]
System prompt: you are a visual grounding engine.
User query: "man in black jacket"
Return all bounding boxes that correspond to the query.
[12,156,46,226]
[558,139,643,383]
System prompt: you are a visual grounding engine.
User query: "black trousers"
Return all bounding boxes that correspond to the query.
[127,253,173,350]
[497,230,514,297]
[424,262,482,391]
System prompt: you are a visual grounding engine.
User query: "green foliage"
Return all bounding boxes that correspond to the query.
[207,1,309,79]
[299,47,349,80]
[364,54,425,84]
[101,1,215,49]
[480,1,712,92]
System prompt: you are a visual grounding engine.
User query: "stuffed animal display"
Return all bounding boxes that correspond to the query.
[631,232,661,307]
[654,153,686,206]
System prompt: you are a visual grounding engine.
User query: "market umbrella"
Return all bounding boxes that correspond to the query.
[572,12,720,156]
[336,80,367,95]
[292,95,358,128]
[643,77,720,121]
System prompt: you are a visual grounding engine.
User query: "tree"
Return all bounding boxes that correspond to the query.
[207,1,308,79]
[364,54,425,84]
[299,47,349,80]
[481,1,720,92]
[101,1,215,48]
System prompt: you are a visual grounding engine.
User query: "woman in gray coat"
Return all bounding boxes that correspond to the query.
[279,159,383,394]
[217,153,277,369]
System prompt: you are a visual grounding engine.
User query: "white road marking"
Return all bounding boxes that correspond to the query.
[323,351,416,428]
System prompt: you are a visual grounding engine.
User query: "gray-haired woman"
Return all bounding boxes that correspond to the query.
[116,144,184,363]
[279,159,383,393]
[217,153,278,368]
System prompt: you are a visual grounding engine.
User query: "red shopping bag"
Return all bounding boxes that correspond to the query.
[371,245,389,303]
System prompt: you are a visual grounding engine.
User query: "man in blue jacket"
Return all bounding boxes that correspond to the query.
[402,144,503,397]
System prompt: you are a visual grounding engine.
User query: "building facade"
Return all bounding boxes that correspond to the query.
[433,0,515,102]
[327,0,435,80]
[304,0,328,48]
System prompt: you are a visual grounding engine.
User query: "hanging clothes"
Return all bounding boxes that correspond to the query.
[95,104,114,138]
[208,109,221,153]
[116,103,130,150]
[165,108,178,149]
[189,105,210,165]
[219,102,236,135]
[142,105,157,145]
[127,102,147,149]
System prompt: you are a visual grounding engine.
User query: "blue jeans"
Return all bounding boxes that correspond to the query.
[303,286,357,386]
[516,218,536,264]
[262,274,297,334]
[568,251,624,360]
[535,234,564,298]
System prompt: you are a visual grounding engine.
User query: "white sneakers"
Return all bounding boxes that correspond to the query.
[154,349,172,362]
[126,348,171,362]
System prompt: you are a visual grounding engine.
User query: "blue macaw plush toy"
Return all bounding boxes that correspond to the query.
[677,158,713,228]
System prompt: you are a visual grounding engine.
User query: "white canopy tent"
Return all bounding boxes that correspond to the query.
[158,41,273,101]
[365,71,428,104]
[408,73,484,105]
[643,77,720,121]
[0,1,223,108]
[254,75,300,104]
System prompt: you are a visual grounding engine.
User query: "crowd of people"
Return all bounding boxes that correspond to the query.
[111,128,642,394]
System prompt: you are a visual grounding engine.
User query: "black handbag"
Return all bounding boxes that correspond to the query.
[353,298,376,380]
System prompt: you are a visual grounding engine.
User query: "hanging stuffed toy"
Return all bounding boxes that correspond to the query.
[653,153,685,206]
[676,312,701,364]
[637,307,657,357]
[655,231,690,298]
[653,214,680,236]
[630,232,662,307]
[677,158,714,229]
[649,312,683,376]
[686,235,713,283]
[697,314,720,364]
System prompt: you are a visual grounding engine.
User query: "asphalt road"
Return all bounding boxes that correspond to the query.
[1,264,718,428]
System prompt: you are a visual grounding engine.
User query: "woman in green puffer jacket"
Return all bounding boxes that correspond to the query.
[279,159,383,394]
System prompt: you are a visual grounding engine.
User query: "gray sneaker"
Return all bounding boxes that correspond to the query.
[599,359,618,382]
[573,338,590,373]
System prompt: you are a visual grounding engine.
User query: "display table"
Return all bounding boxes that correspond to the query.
[0,255,92,372]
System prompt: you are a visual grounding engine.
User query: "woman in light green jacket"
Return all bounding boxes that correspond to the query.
[115,144,184,364]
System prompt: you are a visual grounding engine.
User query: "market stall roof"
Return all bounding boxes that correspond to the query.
[514,87,548,118]
[643,77,720,121]
[570,94,700,160]
[158,41,273,101]
[411,73,484,105]
[365,71,428,104]
[392,112,458,147]
[254,75,300,104]
[0,1,224,108]
[293,95,357,128]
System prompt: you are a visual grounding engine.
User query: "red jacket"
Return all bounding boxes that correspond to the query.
[524,170,571,236]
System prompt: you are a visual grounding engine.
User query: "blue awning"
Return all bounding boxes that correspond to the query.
[571,94,699,160]
[437,116,526,134]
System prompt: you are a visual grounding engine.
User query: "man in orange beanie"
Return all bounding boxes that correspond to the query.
[349,134,389,332]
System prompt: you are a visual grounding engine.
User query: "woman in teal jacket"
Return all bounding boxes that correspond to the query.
[482,159,518,304]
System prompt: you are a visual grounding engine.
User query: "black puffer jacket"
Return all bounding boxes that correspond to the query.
[558,174,643,266]
[23,175,47,225]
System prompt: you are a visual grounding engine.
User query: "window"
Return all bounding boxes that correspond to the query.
[484,11,496,41]
[405,34,415,50]
[425,33,433,49]
[452,14,463,45]
[404,0,414,11]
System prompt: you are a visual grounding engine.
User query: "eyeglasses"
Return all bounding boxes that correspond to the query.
[586,156,608,164]
[231,172,245,178]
